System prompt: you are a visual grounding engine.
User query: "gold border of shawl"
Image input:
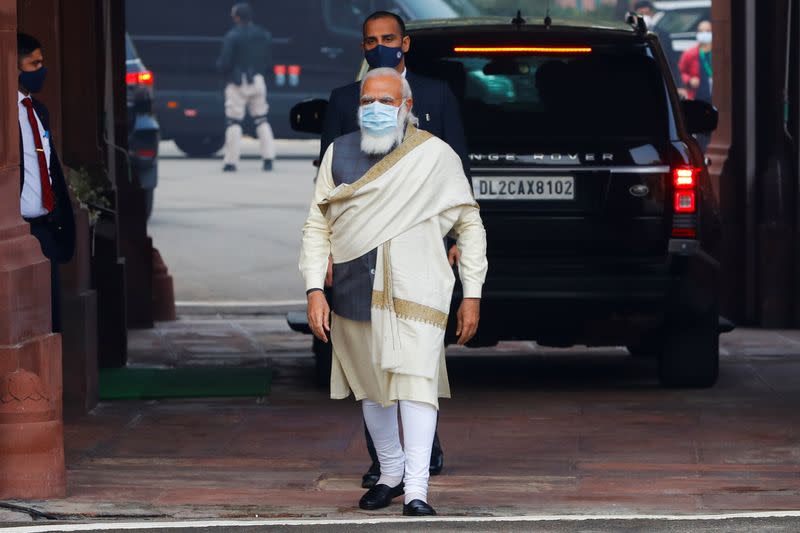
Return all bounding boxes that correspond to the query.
[371,290,449,330]
[319,125,433,215]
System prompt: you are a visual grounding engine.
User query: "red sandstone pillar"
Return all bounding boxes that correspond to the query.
[0,0,66,498]
[707,0,748,323]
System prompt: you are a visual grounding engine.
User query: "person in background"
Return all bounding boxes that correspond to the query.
[679,20,713,152]
[318,10,471,490]
[679,20,713,102]
[17,32,76,333]
[216,2,276,172]
[633,0,682,95]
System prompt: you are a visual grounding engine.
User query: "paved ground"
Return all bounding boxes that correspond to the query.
[5,144,799,529]
[1,319,799,529]
[3,515,800,532]
[149,140,318,304]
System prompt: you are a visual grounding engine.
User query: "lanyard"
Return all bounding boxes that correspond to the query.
[699,49,713,78]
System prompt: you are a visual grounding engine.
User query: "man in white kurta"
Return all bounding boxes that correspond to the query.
[299,68,487,516]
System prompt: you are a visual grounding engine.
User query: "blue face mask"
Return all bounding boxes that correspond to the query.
[19,66,47,94]
[364,44,404,69]
[359,101,402,135]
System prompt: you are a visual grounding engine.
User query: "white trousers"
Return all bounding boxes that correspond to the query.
[223,74,276,164]
[362,399,438,504]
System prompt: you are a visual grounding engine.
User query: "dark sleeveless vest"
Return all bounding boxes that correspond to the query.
[330,131,380,322]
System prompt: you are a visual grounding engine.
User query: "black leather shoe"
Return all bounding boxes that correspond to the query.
[429,432,444,476]
[262,159,273,171]
[358,482,404,510]
[402,499,436,516]
[361,461,380,489]
[222,164,237,172]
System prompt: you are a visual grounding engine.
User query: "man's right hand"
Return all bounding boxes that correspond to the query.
[689,76,701,89]
[307,290,331,343]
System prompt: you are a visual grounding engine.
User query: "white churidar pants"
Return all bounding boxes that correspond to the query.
[223,74,276,165]
[362,399,438,504]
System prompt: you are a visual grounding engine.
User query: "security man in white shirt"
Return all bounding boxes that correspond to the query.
[17,33,76,332]
[216,2,276,172]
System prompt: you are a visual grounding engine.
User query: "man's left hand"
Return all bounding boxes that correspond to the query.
[455,298,480,345]
[447,244,461,266]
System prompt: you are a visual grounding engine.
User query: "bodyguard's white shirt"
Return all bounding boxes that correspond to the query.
[18,91,52,218]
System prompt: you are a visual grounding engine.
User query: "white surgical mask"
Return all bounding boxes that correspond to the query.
[641,15,653,27]
[697,31,712,44]
[359,101,402,136]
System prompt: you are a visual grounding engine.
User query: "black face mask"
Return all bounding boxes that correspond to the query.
[19,66,47,94]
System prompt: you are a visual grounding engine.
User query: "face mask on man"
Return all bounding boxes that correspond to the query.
[359,101,402,136]
[696,31,712,44]
[641,15,653,27]
[19,66,47,94]
[364,44,404,69]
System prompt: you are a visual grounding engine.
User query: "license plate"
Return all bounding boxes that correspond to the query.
[473,176,575,200]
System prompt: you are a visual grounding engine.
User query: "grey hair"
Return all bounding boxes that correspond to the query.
[361,67,413,100]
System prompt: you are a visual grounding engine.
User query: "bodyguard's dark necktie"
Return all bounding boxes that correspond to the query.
[21,97,55,212]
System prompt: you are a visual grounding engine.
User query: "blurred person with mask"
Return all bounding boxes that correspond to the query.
[17,32,76,333]
[679,20,713,152]
[317,10,470,489]
[679,20,713,102]
[300,68,487,515]
[216,2,276,172]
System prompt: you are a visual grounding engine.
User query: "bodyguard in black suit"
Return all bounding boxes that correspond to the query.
[318,11,470,489]
[17,33,76,333]
[320,19,469,176]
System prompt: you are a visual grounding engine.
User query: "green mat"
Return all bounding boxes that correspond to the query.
[99,367,272,400]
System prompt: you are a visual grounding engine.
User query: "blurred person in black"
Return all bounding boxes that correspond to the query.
[17,32,76,333]
[319,10,470,490]
[217,2,276,172]
[633,1,682,95]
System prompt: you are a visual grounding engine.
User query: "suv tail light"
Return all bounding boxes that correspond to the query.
[126,70,154,86]
[671,166,699,237]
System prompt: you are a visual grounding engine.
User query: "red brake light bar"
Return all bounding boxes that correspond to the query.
[454,46,592,53]
[126,70,154,86]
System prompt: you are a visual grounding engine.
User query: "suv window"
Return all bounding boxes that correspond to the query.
[321,0,460,38]
[323,0,375,37]
[654,9,711,33]
[407,44,671,149]
[125,33,138,61]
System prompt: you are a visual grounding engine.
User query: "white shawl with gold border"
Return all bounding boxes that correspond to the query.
[319,126,477,378]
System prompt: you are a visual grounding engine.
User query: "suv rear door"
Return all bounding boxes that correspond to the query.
[406,30,679,283]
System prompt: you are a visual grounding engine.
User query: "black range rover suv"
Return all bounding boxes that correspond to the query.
[292,15,723,388]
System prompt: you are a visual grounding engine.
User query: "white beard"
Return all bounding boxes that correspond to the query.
[359,105,412,156]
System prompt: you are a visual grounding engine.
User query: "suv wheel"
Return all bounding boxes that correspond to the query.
[174,134,225,158]
[313,336,332,388]
[658,308,719,388]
